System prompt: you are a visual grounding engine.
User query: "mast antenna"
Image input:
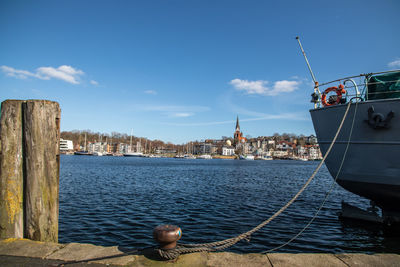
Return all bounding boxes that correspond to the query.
[295,36,321,108]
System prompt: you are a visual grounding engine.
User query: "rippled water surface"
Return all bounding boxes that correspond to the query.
[59,155,400,253]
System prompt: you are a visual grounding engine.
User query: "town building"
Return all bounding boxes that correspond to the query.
[193,142,216,155]
[60,138,73,152]
[222,146,235,156]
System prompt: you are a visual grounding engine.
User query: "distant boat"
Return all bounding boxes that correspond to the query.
[184,154,196,159]
[123,129,144,157]
[197,154,212,159]
[123,152,144,157]
[92,151,103,156]
[256,155,273,160]
[75,133,91,155]
[239,155,255,160]
[74,151,92,156]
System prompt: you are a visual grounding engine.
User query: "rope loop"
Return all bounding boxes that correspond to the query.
[156,248,181,260]
[155,101,353,259]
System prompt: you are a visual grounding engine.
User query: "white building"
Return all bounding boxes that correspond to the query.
[222,146,235,156]
[296,146,307,157]
[60,139,73,151]
[88,142,107,154]
[309,146,322,160]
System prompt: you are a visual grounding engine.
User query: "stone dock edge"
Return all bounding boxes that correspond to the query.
[0,238,399,267]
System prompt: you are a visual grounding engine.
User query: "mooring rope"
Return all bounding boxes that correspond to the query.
[264,98,359,253]
[156,101,353,260]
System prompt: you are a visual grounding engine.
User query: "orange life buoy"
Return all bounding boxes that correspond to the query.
[321,84,346,107]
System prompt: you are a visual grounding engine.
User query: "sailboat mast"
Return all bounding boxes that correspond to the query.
[84,133,87,151]
[130,129,133,152]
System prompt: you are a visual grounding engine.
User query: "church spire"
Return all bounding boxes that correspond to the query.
[235,115,240,132]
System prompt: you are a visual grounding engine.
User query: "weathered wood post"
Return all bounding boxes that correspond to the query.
[0,99,60,242]
[0,100,24,239]
[24,100,60,242]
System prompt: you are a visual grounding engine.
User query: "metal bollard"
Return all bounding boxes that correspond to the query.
[153,225,182,250]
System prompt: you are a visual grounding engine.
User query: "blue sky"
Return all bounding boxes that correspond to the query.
[1,0,399,143]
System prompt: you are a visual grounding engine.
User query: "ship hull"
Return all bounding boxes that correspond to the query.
[310,99,400,212]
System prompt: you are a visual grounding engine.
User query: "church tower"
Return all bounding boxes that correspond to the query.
[233,116,246,146]
[235,116,240,132]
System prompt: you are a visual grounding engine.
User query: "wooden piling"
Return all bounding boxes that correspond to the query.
[24,100,60,242]
[0,100,24,239]
[0,99,60,242]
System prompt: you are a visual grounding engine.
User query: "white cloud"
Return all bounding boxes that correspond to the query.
[230,79,269,95]
[36,65,84,84]
[388,59,400,68]
[230,78,300,96]
[144,90,157,95]
[90,80,99,85]
[1,65,37,79]
[140,105,210,112]
[273,80,300,93]
[169,112,194,118]
[1,65,85,84]
[133,104,209,118]
[162,113,307,126]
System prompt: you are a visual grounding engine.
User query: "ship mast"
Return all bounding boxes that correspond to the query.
[296,36,320,108]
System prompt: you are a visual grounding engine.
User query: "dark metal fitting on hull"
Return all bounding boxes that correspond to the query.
[310,92,319,103]
[153,225,182,250]
[365,106,394,129]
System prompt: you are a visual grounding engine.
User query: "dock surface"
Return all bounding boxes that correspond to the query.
[0,238,399,266]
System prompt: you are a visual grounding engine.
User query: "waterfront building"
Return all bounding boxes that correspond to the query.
[296,145,307,157]
[222,146,235,156]
[272,150,288,158]
[193,142,215,155]
[307,134,318,145]
[88,142,107,154]
[309,145,322,160]
[276,141,293,151]
[60,138,73,152]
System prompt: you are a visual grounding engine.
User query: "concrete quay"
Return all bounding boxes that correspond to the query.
[1,239,399,267]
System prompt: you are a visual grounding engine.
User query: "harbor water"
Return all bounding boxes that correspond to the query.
[59,155,400,253]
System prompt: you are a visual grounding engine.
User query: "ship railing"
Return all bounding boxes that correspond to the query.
[314,69,400,108]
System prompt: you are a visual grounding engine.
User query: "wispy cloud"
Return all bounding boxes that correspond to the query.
[37,65,84,84]
[1,65,37,79]
[139,105,210,113]
[1,65,85,84]
[161,113,307,126]
[90,80,99,85]
[230,78,300,96]
[388,58,400,68]
[169,112,194,118]
[144,90,157,95]
[133,104,210,118]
